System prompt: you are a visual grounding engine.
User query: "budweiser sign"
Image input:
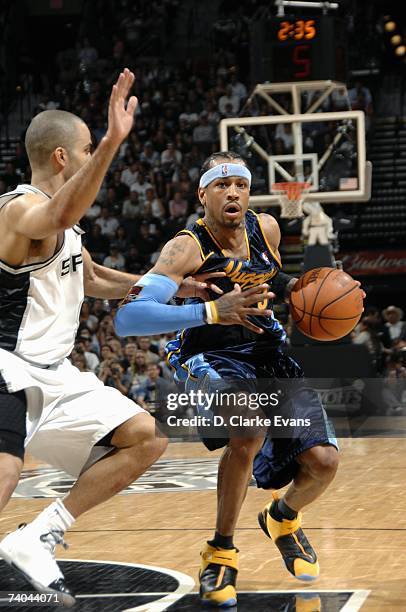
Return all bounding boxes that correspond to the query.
[339,250,406,275]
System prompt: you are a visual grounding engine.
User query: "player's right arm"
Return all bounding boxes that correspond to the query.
[2,69,137,241]
[114,234,275,337]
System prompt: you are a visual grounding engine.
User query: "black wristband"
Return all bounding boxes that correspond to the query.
[272,271,296,301]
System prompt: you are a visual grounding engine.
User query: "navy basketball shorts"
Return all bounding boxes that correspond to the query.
[183,348,338,490]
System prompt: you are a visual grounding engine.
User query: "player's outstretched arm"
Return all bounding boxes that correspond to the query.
[83,247,225,300]
[4,69,138,240]
[114,235,275,337]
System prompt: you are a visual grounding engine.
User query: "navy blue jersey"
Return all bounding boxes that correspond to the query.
[166,210,286,372]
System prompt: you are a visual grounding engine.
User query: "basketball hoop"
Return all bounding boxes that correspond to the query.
[271,182,311,219]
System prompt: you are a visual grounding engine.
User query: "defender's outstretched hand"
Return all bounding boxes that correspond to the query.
[106,68,138,146]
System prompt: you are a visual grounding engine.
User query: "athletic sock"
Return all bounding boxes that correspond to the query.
[271,497,298,521]
[29,499,75,534]
[208,531,235,550]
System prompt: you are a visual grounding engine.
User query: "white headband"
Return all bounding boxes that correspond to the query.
[199,163,252,189]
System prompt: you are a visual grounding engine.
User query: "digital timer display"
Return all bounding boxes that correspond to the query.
[267,16,342,82]
[250,15,346,84]
[277,19,317,42]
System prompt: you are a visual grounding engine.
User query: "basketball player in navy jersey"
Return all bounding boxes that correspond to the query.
[0,70,237,606]
[114,152,341,607]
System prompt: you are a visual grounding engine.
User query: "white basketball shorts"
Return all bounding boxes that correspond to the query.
[0,348,145,477]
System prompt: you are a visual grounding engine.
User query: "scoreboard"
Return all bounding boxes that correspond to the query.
[250,15,346,83]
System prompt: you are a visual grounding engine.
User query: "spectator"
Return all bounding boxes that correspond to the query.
[84,223,110,262]
[136,222,160,256]
[168,191,188,219]
[79,301,99,333]
[144,187,166,220]
[137,336,160,364]
[84,199,102,221]
[222,102,237,119]
[121,341,138,370]
[230,72,247,103]
[161,142,182,170]
[275,124,294,151]
[353,318,383,373]
[125,245,145,274]
[130,173,153,203]
[110,170,130,202]
[382,306,406,344]
[121,161,140,188]
[114,226,130,252]
[348,81,373,113]
[192,112,216,151]
[104,186,122,216]
[205,101,220,126]
[103,243,126,271]
[218,85,240,115]
[179,103,199,126]
[78,37,98,67]
[140,141,160,167]
[128,350,149,397]
[362,306,392,351]
[98,343,115,370]
[91,298,109,321]
[171,167,194,198]
[99,360,131,395]
[95,206,120,238]
[134,363,174,416]
[74,333,100,372]
[71,354,89,372]
[122,189,142,220]
[97,314,116,347]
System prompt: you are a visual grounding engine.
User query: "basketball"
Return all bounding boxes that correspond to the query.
[289,267,364,341]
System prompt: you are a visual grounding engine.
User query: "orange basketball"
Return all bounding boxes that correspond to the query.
[289,267,364,341]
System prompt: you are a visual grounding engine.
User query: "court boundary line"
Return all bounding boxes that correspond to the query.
[58,558,195,612]
[71,587,372,612]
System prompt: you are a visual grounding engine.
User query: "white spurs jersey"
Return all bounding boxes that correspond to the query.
[0,184,84,365]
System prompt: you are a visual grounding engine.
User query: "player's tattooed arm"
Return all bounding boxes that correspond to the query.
[150,235,203,285]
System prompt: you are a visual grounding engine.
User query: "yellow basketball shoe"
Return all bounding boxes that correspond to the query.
[295,594,322,612]
[199,543,239,607]
[258,491,319,581]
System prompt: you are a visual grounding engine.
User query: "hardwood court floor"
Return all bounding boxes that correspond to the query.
[1,438,405,610]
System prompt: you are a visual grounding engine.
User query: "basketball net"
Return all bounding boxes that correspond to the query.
[271,182,311,219]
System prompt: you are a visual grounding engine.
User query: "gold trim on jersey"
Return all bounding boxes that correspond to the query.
[249,209,282,268]
[176,229,205,261]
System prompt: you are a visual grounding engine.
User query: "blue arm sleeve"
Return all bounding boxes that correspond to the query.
[114,273,206,337]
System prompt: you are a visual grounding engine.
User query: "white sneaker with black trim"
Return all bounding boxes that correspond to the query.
[0,523,76,608]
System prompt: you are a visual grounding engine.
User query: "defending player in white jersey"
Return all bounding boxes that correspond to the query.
[0,69,163,607]
[0,69,220,607]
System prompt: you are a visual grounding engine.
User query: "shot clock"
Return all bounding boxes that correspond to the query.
[250,15,346,83]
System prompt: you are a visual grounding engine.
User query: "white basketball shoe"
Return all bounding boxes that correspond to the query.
[0,522,76,608]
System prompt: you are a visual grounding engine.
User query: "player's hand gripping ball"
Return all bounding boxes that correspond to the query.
[289,267,364,341]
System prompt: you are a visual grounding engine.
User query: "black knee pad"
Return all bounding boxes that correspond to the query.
[0,429,25,459]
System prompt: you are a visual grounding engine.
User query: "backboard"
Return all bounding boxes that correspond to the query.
[219,81,372,209]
